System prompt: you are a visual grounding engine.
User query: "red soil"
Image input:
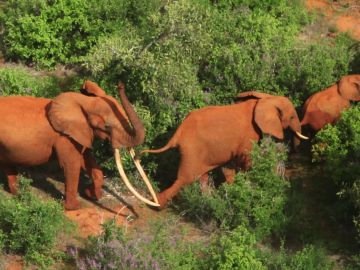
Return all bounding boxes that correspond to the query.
[3,256,22,270]
[306,0,360,40]
[65,204,132,238]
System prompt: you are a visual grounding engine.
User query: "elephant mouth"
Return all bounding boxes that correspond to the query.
[114,148,160,207]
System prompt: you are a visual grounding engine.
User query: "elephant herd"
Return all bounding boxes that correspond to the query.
[0,75,359,210]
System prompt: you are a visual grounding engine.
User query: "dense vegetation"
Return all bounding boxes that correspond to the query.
[0,0,359,269]
[0,178,70,268]
[313,106,360,266]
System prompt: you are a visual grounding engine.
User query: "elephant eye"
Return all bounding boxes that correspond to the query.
[104,123,111,131]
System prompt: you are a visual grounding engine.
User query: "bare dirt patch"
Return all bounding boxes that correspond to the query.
[306,0,360,40]
[65,205,130,238]
[2,255,23,270]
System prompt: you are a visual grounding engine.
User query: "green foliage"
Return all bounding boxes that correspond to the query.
[176,138,289,238]
[72,218,200,270]
[0,0,126,68]
[259,243,334,270]
[200,225,265,270]
[0,177,70,267]
[0,66,62,97]
[288,245,334,270]
[83,0,210,146]
[312,105,360,240]
[278,34,353,103]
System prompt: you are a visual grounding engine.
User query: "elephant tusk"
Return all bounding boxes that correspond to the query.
[295,131,309,140]
[114,149,160,207]
[128,148,159,205]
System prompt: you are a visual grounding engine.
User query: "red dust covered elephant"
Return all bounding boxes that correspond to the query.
[0,81,158,210]
[301,74,360,133]
[142,92,308,208]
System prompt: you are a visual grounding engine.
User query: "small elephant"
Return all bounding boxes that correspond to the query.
[0,80,158,210]
[301,74,360,133]
[142,91,308,208]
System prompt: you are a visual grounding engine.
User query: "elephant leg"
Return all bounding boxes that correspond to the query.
[221,166,236,184]
[3,167,18,194]
[157,156,214,208]
[157,179,186,209]
[83,150,104,201]
[55,138,82,210]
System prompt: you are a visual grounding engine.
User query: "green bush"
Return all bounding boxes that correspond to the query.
[259,243,334,270]
[277,34,354,104]
[0,66,63,97]
[0,177,70,267]
[70,218,200,270]
[312,105,360,240]
[175,138,289,239]
[0,0,126,67]
[199,225,266,270]
[0,65,84,98]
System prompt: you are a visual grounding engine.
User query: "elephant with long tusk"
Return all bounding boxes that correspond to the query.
[141,91,308,209]
[0,80,159,209]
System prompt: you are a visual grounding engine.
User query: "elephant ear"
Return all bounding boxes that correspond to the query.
[234,91,274,103]
[48,93,93,148]
[254,98,284,140]
[80,80,106,97]
[338,75,360,101]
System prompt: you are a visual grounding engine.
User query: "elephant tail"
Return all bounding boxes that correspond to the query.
[140,144,174,155]
[140,130,181,155]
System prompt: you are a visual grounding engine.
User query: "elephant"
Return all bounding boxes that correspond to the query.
[141,91,308,208]
[0,80,158,210]
[301,74,360,133]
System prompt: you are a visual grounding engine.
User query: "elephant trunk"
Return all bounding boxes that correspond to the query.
[117,83,145,147]
[290,121,309,143]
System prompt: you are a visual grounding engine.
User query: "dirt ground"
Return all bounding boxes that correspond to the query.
[306,0,360,40]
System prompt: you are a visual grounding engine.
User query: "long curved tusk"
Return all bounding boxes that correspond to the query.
[128,148,159,204]
[114,149,160,207]
[295,131,309,140]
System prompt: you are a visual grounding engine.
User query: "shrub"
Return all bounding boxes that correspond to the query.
[312,105,360,240]
[277,34,354,104]
[0,66,63,97]
[259,243,334,270]
[70,218,200,270]
[0,177,70,267]
[175,137,289,239]
[199,225,266,270]
[0,0,126,67]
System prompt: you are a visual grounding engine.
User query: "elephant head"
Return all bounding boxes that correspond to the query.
[301,74,360,133]
[338,74,360,101]
[236,91,307,146]
[254,96,307,141]
[48,80,145,150]
[47,80,159,207]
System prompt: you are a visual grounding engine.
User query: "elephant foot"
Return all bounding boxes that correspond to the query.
[64,199,80,211]
[84,185,103,201]
[157,192,168,210]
